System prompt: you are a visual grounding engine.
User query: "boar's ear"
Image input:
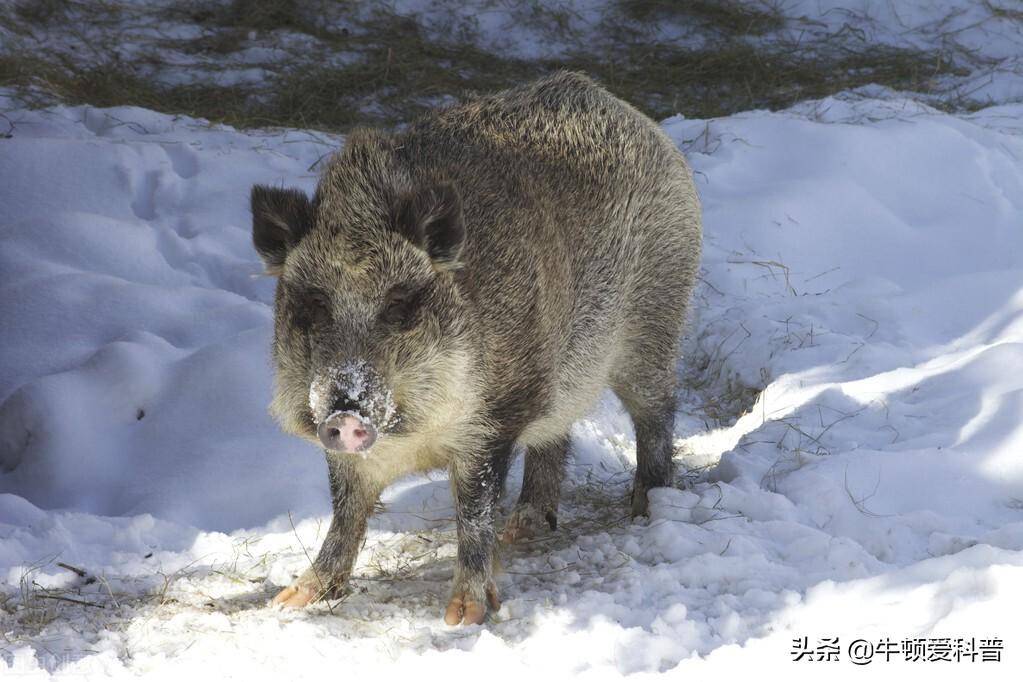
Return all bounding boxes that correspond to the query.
[251,185,315,275]
[392,182,465,268]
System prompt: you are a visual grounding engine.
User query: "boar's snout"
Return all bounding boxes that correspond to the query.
[308,360,399,448]
[318,411,377,453]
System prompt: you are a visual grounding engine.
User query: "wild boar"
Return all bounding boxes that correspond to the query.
[251,71,701,625]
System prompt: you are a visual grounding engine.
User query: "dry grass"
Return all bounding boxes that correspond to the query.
[12,0,73,24]
[0,0,986,132]
[0,53,258,125]
[617,0,785,36]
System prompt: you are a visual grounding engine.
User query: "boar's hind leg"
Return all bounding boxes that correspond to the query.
[612,337,680,518]
[501,435,568,543]
[272,456,374,608]
[445,439,513,625]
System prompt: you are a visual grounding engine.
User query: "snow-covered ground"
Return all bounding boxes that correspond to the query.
[2,88,1021,678]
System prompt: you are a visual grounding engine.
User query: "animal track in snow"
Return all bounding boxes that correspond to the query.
[130,169,160,220]
[163,143,199,179]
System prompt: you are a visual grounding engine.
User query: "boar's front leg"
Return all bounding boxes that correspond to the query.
[272,456,373,607]
[445,439,512,625]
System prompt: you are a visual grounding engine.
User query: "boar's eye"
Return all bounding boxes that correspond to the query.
[380,285,422,331]
[292,290,331,332]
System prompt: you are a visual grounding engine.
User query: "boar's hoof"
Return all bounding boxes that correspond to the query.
[444,581,500,626]
[501,503,557,544]
[271,569,345,608]
[271,583,317,609]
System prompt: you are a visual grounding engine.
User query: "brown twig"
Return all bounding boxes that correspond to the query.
[34,594,104,609]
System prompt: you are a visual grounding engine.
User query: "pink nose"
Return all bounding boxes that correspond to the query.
[317,412,377,453]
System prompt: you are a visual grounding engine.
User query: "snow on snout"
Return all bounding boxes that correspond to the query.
[308,360,397,431]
